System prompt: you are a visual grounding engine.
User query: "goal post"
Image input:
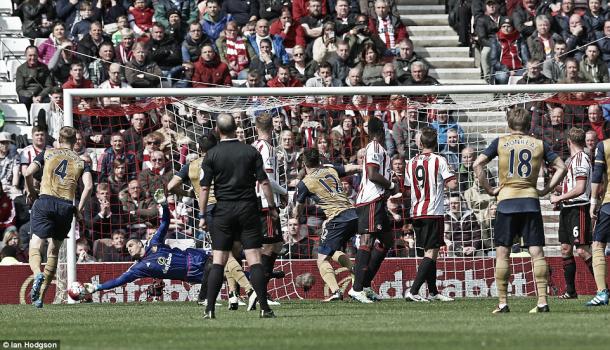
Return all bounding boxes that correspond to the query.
[60,83,610,302]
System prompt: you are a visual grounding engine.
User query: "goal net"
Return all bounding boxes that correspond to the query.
[55,84,609,302]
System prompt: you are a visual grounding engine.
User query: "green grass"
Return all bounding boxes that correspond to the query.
[1,298,609,350]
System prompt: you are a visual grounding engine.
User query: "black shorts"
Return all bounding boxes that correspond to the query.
[413,217,445,251]
[261,208,283,244]
[31,195,75,241]
[319,209,359,256]
[558,205,591,246]
[593,204,610,243]
[211,201,262,250]
[356,199,390,234]
[494,211,545,248]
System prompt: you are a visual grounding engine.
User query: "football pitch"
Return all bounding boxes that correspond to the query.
[1,298,609,350]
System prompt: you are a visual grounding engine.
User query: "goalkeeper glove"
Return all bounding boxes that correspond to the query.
[83,283,99,294]
[153,189,167,205]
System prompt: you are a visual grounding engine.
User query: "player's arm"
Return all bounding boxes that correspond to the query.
[76,170,94,220]
[341,163,361,175]
[88,263,147,292]
[198,157,213,229]
[539,151,567,197]
[590,142,606,221]
[167,176,192,197]
[150,193,171,246]
[550,179,586,204]
[24,151,44,203]
[368,164,396,193]
[474,138,500,196]
[292,181,309,219]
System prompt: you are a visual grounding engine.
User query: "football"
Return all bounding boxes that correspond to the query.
[67,281,86,301]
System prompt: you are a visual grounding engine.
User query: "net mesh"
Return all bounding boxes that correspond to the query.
[56,88,608,300]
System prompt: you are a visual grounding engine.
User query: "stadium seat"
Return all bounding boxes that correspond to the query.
[6,59,20,81]
[29,103,50,126]
[0,2,12,15]
[3,123,32,142]
[0,60,7,81]
[33,38,46,48]
[0,81,18,101]
[0,103,29,124]
[0,38,30,59]
[0,16,23,36]
[165,239,196,250]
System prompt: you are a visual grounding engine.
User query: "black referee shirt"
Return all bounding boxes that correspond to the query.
[200,138,268,201]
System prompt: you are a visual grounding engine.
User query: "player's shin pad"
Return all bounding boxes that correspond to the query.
[532,256,548,299]
[317,259,340,293]
[495,256,510,302]
[592,246,608,290]
[40,253,58,299]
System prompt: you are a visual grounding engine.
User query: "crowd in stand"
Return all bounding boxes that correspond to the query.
[3,0,610,266]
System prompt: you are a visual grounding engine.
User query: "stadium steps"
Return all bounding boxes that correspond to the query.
[399,1,485,85]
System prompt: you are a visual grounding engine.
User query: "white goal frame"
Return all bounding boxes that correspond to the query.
[62,83,610,303]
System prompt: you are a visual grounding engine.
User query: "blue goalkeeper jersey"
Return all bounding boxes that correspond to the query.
[99,204,210,291]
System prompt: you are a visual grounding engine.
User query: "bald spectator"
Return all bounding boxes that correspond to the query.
[563,14,594,61]
[98,63,132,106]
[585,130,598,159]
[393,39,425,85]
[532,106,568,160]
[192,43,232,87]
[403,61,440,85]
[120,179,158,238]
[88,43,117,87]
[584,104,610,140]
[123,113,149,153]
[345,67,363,87]
[125,42,162,88]
[299,0,327,42]
[367,0,408,51]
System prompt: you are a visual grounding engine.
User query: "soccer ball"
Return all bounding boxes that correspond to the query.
[67,281,86,301]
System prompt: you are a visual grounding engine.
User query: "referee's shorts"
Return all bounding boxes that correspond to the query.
[211,200,262,250]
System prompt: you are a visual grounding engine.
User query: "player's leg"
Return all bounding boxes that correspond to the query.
[493,245,511,312]
[204,249,230,316]
[225,255,251,310]
[575,245,594,278]
[318,219,353,301]
[198,259,213,305]
[560,243,578,298]
[407,247,437,302]
[362,202,392,300]
[243,248,273,316]
[260,210,283,289]
[586,207,609,306]
[38,238,62,303]
[317,253,343,301]
[28,234,45,304]
[528,245,550,312]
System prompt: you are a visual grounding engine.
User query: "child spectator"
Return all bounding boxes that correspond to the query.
[111,15,129,46]
[76,238,95,263]
[129,0,154,36]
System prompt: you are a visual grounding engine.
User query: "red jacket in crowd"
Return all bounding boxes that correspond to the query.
[292,0,328,22]
[367,15,408,48]
[192,55,233,88]
[497,29,523,70]
[62,77,95,89]
[267,76,303,87]
[129,7,155,32]
[269,20,307,49]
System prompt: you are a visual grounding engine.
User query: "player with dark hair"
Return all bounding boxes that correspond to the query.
[83,190,213,297]
[167,134,254,309]
[25,126,94,308]
[474,107,566,313]
[250,113,288,310]
[404,126,458,302]
[549,128,595,299]
[349,117,397,303]
[294,148,361,301]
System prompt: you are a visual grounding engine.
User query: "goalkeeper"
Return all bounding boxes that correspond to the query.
[84,190,215,297]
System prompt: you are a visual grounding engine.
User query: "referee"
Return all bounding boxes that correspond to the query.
[198,113,279,319]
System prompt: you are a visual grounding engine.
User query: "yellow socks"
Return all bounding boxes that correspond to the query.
[317,259,340,293]
[592,246,608,291]
[495,256,510,304]
[28,247,42,275]
[532,256,548,301]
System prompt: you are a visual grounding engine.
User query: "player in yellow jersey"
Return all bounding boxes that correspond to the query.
[167,134,255,310]
[293,148,361,301]
[25,126,94,308]
[473,108,566,313]
[586,137,610,306]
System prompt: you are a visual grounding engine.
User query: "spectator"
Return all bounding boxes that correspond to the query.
[98,63,132,106]
[283,218,316,259]
[200,0,232,43]
[38,22,70,65]
[0,183,16,232]
[170,62,196,88]
[299,0,326,43]
[19,126,51,179]
[123,113,149,153]
[346,13,388,64]
[512,0,539,40]
[526,15,562,62]
[268,65,303,87]
[89,43,117,87]
[457,146,492,192]
[76,238,95,263]
[99,133,139,181]
[56,0,101,35]
[21,0,56,39]
[73,131,98,168]
[114,28,136,65]
[141,132,164,170]
[2,227,27,262]
[111,15,129,45]
[182,22,212,63]
[0,246,21,265]
[69,1,97,40]
[491,16,525,85]
[107,159,129,195]
[326,39,352,82]
[62,63,94,92]
[357,42,384,85]
[463,176,495,224]
[120,179,158,237]
[15,46,53,109]
[558,57,583,83]
[77,21,112,66]
[248,38,281,83]
[0,133,19,197]
[157,113,181,151]
[583,0,606,35]
[270,6,307,50]
[517,59,553,84]
[192,43,233,87]
[153,0,198,29]
[441,128,463,171]
[50,40,85,87]
[288,45,317,84]
[147,23,183,76]
[259,0,287,21]
[221,0,259,27]
[403,61,440,85]
[554,0,575,34]
[99,229,131,261]
[532,106,568,160]
[138,150,173,199]
[584,104,610,140]
[331,115,362,162]
[217,21,256,80]
[165,9,187,43]
[306,62,343,87]
[373,62,400,86]
[183,109,213,143]
[393,105,426,159]
[542,39,568,82]
[448,0,472,47]
[579,44,609,83]
[563,14,593,60]
[585,129,598,160]
[239,71,264,87]
[367,0,408,51]
[430,110,464,149]
[298,107,323,148]
[312,21,339,64]
[249,19,290,64]
[445,193,483,257]
[277,130,302,189]
[393,39,425,85]
[129,0,154,35]
[83,183,124,241]
[596,20,610,77]
[334,0,358,36]
[125,42,163,88]
[344,66,363,86]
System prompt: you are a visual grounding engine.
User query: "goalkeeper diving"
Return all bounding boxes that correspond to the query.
[82,189,217,296]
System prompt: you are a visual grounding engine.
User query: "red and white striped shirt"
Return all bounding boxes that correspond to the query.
[356,140,392,205]
[252,139,280,208]
[404,152,455,218]
[561,150,591,207]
